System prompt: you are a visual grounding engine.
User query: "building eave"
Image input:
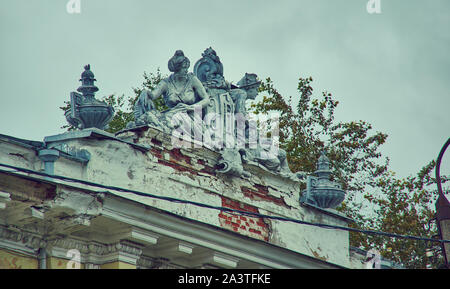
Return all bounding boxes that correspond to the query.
[0,168,344,269]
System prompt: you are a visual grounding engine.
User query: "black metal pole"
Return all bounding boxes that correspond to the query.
[435,137,450,268]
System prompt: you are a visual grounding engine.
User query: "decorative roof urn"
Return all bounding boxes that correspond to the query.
[300,151,346,209]
[65,65,114,130]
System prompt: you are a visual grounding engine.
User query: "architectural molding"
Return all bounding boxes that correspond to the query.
[48,238,144,266]
[0,191,11,210]
[0,225,46,251]
[44,128,150,153]
[192,251,240,268]
[101,194,343,269]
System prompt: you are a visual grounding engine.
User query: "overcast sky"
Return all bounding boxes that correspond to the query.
[0,0,449,179]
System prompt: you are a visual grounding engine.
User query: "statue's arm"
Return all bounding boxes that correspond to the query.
[134,81,167,120]
[192,76,210,109]
[146,80,168,100]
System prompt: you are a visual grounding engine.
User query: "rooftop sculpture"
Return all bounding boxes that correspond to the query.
[65,65,114,130]
[300,151,346,209]
[60,49,346,210]
[133,50,210,135]
[129,48,302,180]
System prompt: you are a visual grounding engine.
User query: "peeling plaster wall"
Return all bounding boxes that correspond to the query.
[0,249,38,269]
[0,140,39,171]
[268,215,350,266]
[54,157,85,181]
[0,127,353,267]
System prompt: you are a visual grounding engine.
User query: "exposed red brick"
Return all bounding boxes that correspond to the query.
[241,186,288,208]
[157,159,198,175]
[257,221,266,227]
[253,184,269,194]
[169,148,192,164]
[243,203,259,213]
[219,196,270,242]
[150,148,163,159]
[222,198,242,210]
[149,145,218,177]
[199,165,216,176]
[151,138,163,146]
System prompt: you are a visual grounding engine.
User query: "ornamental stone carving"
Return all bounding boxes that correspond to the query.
[65,65,114,130]
[300,151,346,209]
[129,48,302,180]
[132,50,209,136]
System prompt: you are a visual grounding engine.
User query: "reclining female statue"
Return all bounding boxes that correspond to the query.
[133,50,210,131]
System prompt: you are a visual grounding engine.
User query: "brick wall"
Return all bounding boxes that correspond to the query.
[147,136,276,242]
[219,197,270,242]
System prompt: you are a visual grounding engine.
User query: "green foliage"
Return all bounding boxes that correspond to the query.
[59,101,75,131]
[132,69,168,112]
[252,76,447,268]
[251,77,389,197]
[101,94,135,134]
[355,162,446,268]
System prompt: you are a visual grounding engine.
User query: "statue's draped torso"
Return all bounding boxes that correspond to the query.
[164,73,197,108]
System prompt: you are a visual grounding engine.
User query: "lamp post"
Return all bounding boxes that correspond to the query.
[435,138,450,268]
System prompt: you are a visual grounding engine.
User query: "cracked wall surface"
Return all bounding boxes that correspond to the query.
[0,127,353,267]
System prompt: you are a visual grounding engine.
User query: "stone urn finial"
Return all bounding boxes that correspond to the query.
[77,64,99,100]
[300,150,346,209]
[65,64,114,130]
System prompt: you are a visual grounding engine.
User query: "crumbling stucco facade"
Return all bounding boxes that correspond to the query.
[0,127,369,269]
